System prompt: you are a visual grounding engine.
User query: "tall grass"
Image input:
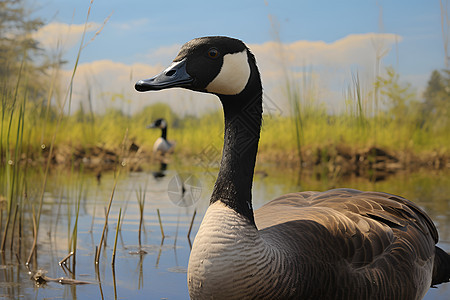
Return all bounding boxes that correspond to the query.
[0,0,114,270]
[66,168,84,271]
[1,51,28,252]
[2,85,448,177]
[4,95,446,165]
[136,185,146,247]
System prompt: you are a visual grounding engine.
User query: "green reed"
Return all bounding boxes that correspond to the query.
[0,0,116,270]
[136,185,147,247]
[112,208,122,266]
[95,174,118,265]
[1,51,28,252]
[68,168,84,270]
[157,208,165,240]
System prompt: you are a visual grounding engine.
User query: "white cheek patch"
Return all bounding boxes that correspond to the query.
[206,50,250,95]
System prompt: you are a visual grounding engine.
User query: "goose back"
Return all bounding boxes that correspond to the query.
[254,188,437,299]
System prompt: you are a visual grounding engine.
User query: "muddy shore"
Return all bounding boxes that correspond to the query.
[18,142,448,182]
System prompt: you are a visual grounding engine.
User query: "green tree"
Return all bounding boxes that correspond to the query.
[375,66,419,123]
[422,69,450,130]
[0,0,51,100]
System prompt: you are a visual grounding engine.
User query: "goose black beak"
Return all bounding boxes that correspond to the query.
[135,58,193,92]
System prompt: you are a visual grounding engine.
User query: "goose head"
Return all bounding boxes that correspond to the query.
[135,36,261,101]
[146,118,167,130]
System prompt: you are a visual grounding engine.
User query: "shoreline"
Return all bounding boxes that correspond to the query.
[12,143,449,181]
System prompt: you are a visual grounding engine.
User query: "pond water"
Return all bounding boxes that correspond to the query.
[0,163,449,299]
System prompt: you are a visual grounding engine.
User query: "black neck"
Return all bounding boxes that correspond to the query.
[210,63,262,226]
[161,127,167,140]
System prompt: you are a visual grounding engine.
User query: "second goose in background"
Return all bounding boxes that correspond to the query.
[147,118,174,155]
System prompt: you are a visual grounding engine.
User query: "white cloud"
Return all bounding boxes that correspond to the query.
[250,33,401,83]
[248,33,402,113]
[55,33,405,116]
[33,22,101,52]
[58,60,219,116]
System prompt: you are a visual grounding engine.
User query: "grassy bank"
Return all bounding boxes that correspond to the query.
[1,95,449,162]
[2,101,448,172]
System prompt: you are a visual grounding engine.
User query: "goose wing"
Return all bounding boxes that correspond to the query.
[256,188,438,264]
[254,188,438,298]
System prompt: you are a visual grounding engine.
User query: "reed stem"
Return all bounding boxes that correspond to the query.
[95,174,119,264]
[187,209,196,239]
[111,208,122,266]
[157,209,165,239]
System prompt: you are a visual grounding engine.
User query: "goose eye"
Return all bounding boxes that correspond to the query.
[207,48,219,59]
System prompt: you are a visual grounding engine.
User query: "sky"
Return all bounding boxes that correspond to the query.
[29,0,448,116]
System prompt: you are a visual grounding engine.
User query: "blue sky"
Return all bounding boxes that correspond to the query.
[31,0,447,115]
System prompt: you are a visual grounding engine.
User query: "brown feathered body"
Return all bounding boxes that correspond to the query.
[254,188,437,299]
[188,188,443,300]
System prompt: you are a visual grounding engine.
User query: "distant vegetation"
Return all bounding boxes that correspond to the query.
[1,0,449,172]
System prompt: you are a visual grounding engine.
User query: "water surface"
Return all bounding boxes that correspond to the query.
[0,165,449,299]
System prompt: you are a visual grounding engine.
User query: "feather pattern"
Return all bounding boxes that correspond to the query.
[189,189,437,299]
[254,188,437,299]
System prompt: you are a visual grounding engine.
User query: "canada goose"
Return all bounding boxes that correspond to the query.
[135,36,450,299]
[147,118,174,154]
